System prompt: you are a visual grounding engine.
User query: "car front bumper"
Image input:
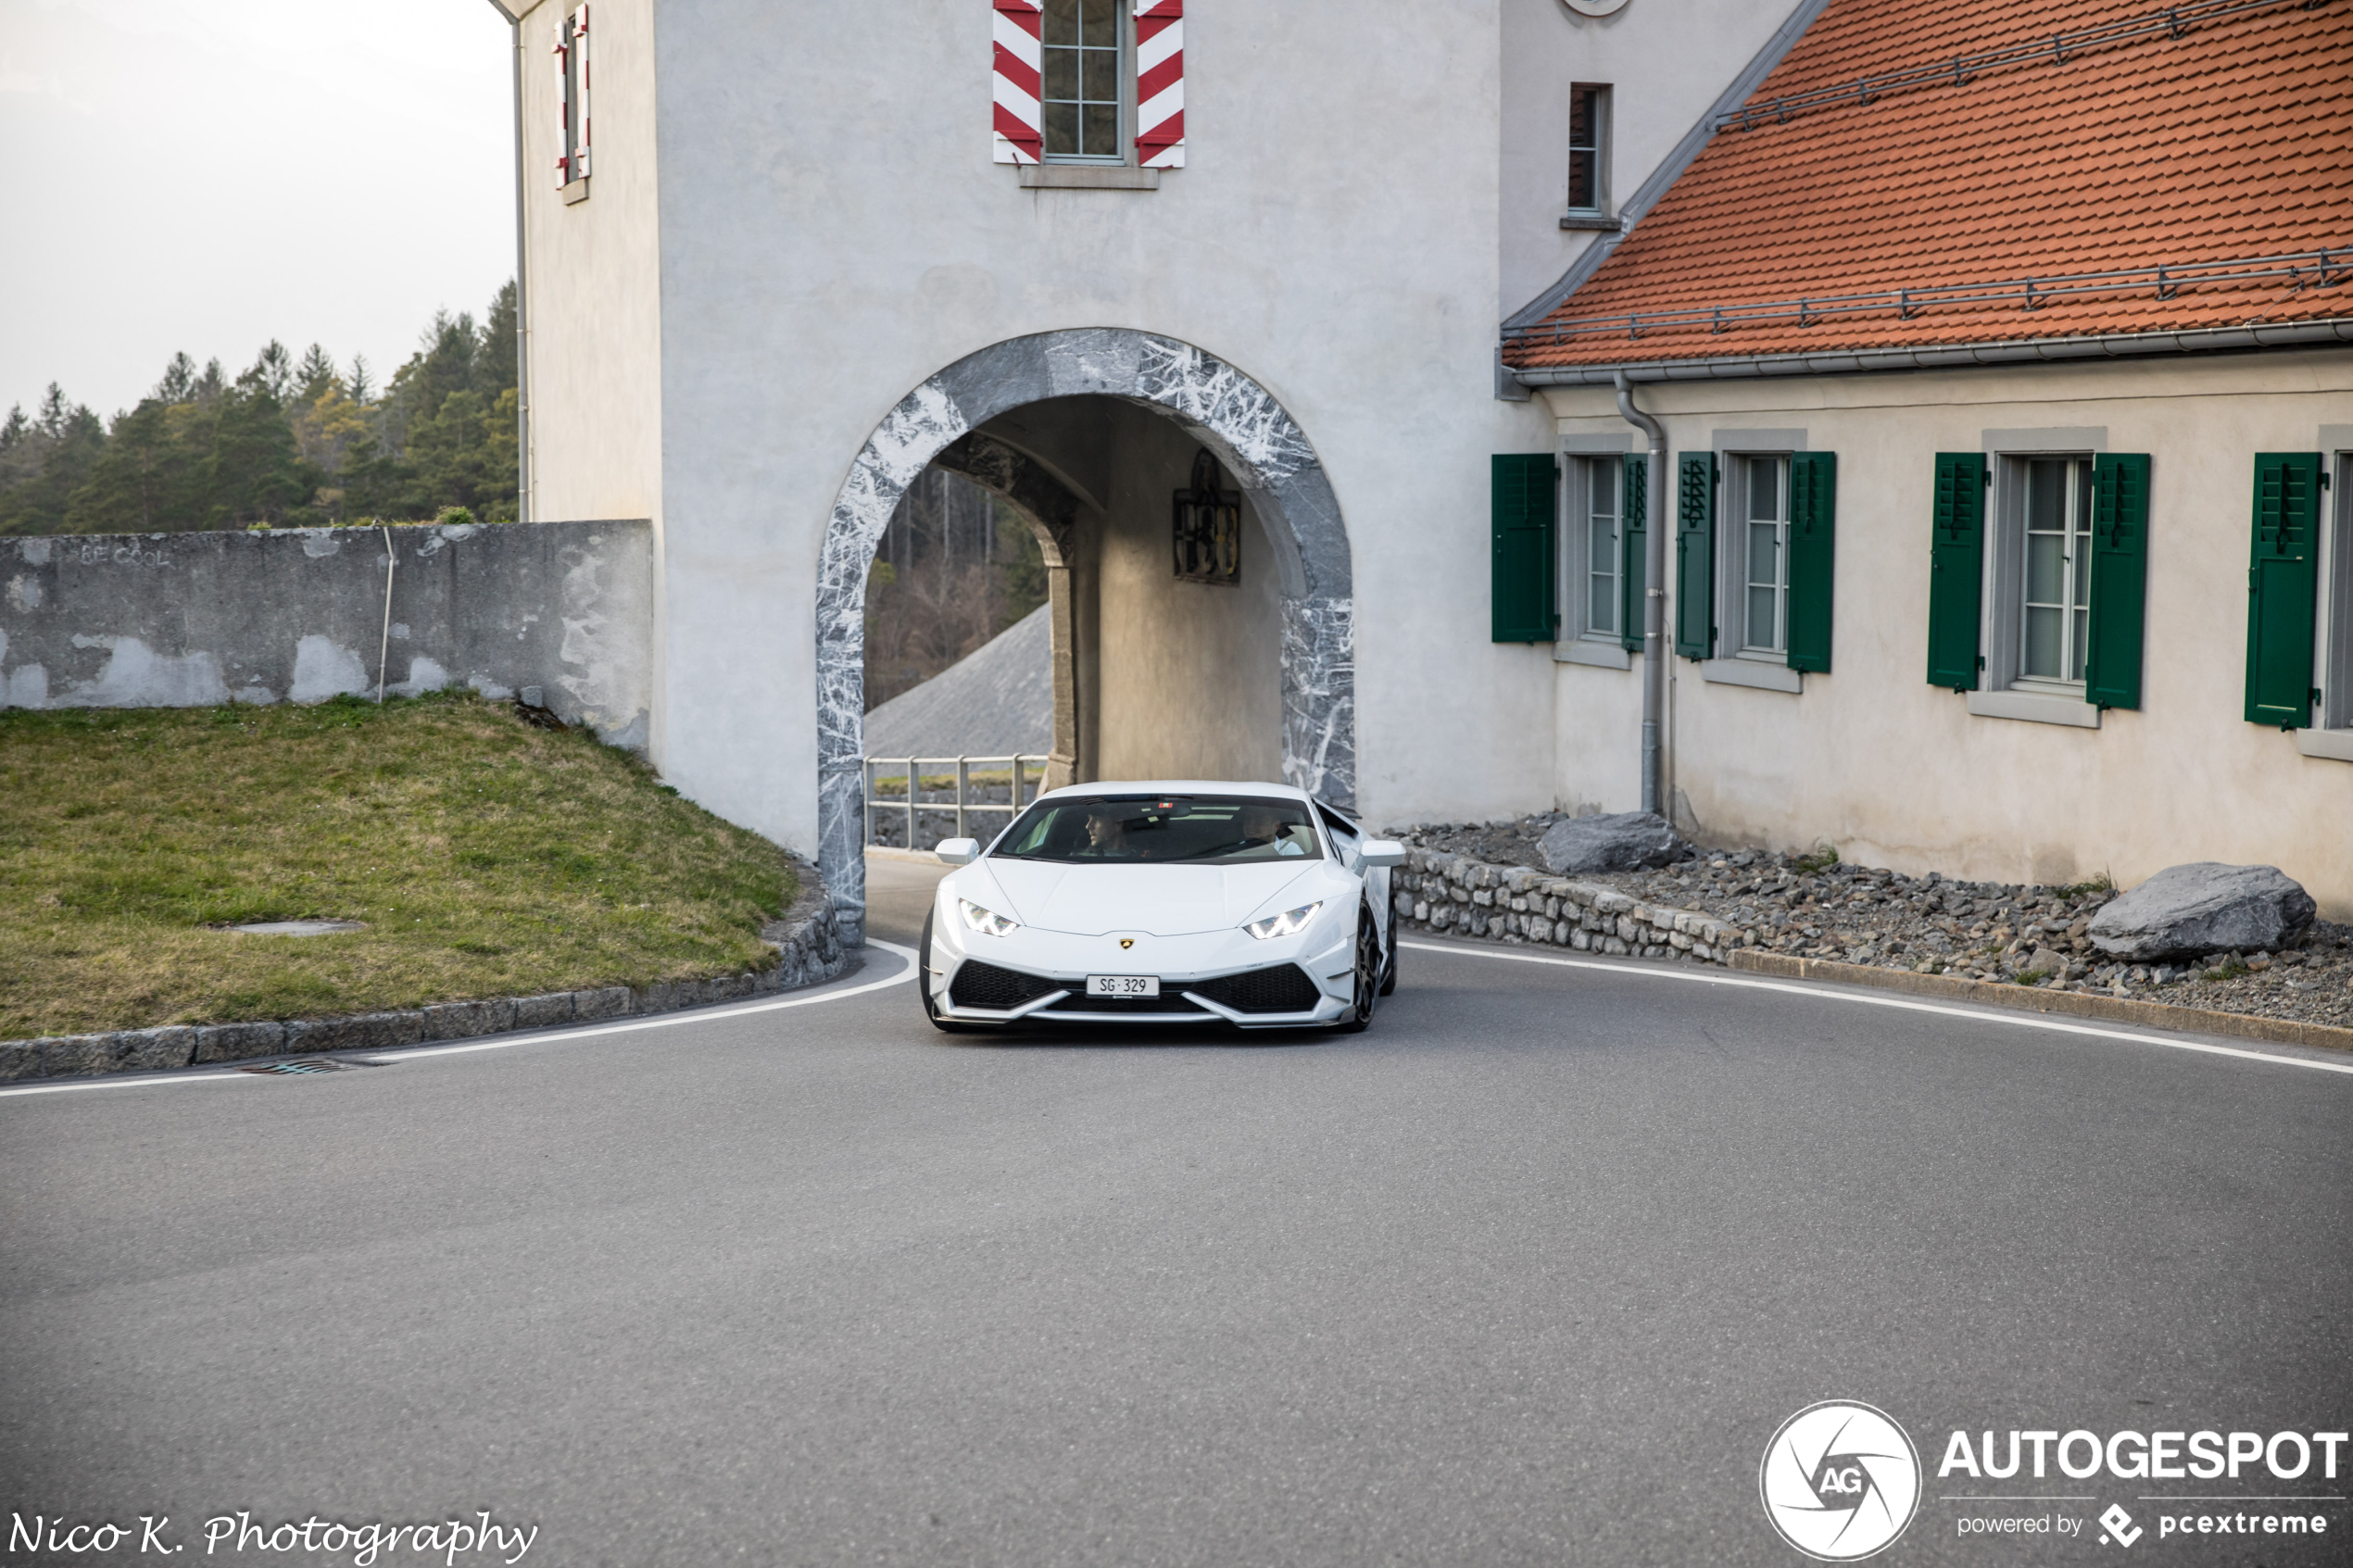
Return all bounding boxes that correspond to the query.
[929,919,1358,1028]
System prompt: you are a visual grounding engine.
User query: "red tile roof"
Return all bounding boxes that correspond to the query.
[1504,0,2353,372]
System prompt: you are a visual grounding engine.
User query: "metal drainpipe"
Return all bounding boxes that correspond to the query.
[500,5,531,522]
[1614,370,1668,817]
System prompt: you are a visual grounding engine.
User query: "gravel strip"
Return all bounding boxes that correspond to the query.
[1396,815,2353,1030]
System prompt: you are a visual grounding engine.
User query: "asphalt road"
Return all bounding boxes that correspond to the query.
[3,854,2349,1567]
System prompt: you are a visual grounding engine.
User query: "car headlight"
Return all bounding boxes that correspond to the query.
[1243,901,1322,940]
[959,898,1019,937]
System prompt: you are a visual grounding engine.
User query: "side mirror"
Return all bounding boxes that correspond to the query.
[935,838,981,866]
[1360,839,1406,869]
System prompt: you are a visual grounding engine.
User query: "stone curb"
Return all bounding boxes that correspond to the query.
[0,859,849,1084]
[1390,849,1746,965]
[1729,949,2353,1055]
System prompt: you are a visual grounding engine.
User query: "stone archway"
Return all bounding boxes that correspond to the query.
[816,329,1354,942]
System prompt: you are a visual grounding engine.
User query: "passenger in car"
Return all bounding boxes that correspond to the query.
[1241,805,1307,857]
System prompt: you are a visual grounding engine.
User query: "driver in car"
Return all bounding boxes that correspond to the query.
[1076,807,1128,858]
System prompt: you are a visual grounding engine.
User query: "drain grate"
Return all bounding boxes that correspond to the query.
[236,1059,376,1075]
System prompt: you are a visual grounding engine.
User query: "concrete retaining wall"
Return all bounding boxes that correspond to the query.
[0,520,654,748]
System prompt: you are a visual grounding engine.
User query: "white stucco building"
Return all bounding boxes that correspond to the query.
[484,0,2352,930]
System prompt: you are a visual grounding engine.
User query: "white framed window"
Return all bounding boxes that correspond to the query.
[1570,456,1621,643]
[2323,452,2353,727]
[1041,0,1127,163]
[1987,454,2096,697]
[554,6,590,192]
[1727,454,1790,659]
[1567,84,1611,215]
[2305,447,2353,759]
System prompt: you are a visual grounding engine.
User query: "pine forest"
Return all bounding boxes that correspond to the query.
[0,282,521,536]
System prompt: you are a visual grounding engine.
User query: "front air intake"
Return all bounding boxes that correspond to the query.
[949,960,1063,1010]
[1189,963,1325,1015]
[1042,991,1211,1015]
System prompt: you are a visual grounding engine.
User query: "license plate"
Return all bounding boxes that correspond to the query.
[1086,974,1161,997]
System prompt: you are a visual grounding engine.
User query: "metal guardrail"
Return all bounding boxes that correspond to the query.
[862,755,1049,849]
[1710,0,2321,136]
[1499,249,2349,350]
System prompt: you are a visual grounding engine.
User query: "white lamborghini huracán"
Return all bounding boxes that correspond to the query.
[919,783,1405,1031]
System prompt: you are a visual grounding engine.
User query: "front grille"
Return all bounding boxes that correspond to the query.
[949,960,1063,1010]
[1189,963,1325,1014]
[1042,992,1210,1015]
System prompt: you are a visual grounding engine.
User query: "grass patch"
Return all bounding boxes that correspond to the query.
[0,693,796,1038]
[1790,846,1841,876]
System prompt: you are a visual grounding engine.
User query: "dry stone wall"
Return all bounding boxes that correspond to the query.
[1391,848,1752,964]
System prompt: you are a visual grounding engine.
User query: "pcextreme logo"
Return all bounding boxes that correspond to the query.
[1760,1400,1923,1562]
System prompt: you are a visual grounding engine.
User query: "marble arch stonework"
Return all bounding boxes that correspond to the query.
[814,328,1356,942]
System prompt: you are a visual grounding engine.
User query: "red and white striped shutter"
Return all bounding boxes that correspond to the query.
[552,15,573,186]
[991,0,1044,164]
[573,5,591,181]
[1133,0,1182,169]
[552,6,590,185]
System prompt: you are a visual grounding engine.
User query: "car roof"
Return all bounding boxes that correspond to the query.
[1030,780,1313,805]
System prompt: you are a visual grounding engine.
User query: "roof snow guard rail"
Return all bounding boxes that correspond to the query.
[1501,248,2349,351]
[1714,0,2330,134]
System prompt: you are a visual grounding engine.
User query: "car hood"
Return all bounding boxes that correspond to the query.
[974,859,1326,936]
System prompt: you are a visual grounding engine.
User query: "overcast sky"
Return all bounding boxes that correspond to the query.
[0,0,515,421]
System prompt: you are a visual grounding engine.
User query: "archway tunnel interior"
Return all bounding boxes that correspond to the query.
[817,328,1356,942]
[862,393,1289,823]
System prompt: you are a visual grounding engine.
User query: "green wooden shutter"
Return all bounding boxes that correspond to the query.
[1786,451,1836,672]
[1674,452,1716,660]
[2244,452,2322,728]
[2084,452,2151,710]
[1491,453,1558,643]
[1619,454,1647,653]
[1926,453,1988,690]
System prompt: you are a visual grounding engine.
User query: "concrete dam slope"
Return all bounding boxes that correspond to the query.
[862,603,1051,763]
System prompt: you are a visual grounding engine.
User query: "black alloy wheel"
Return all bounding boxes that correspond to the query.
[1336,908,1380,1033]
[1378,922,1399,996]
[918,910,973,1033]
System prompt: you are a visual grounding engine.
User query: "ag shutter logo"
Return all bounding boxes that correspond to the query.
[1760,1401,1923,1562]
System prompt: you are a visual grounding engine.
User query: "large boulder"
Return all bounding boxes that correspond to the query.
[1537,810,1691,875]
[2085,862,2316,960]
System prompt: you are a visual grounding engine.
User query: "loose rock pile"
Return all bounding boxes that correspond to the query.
[1391,816,2353,1029]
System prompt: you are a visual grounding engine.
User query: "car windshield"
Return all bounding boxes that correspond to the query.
[991,795,1325,865]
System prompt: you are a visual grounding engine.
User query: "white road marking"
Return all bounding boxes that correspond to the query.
[0,941,921,1099]
[1400,939,2353,1077]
